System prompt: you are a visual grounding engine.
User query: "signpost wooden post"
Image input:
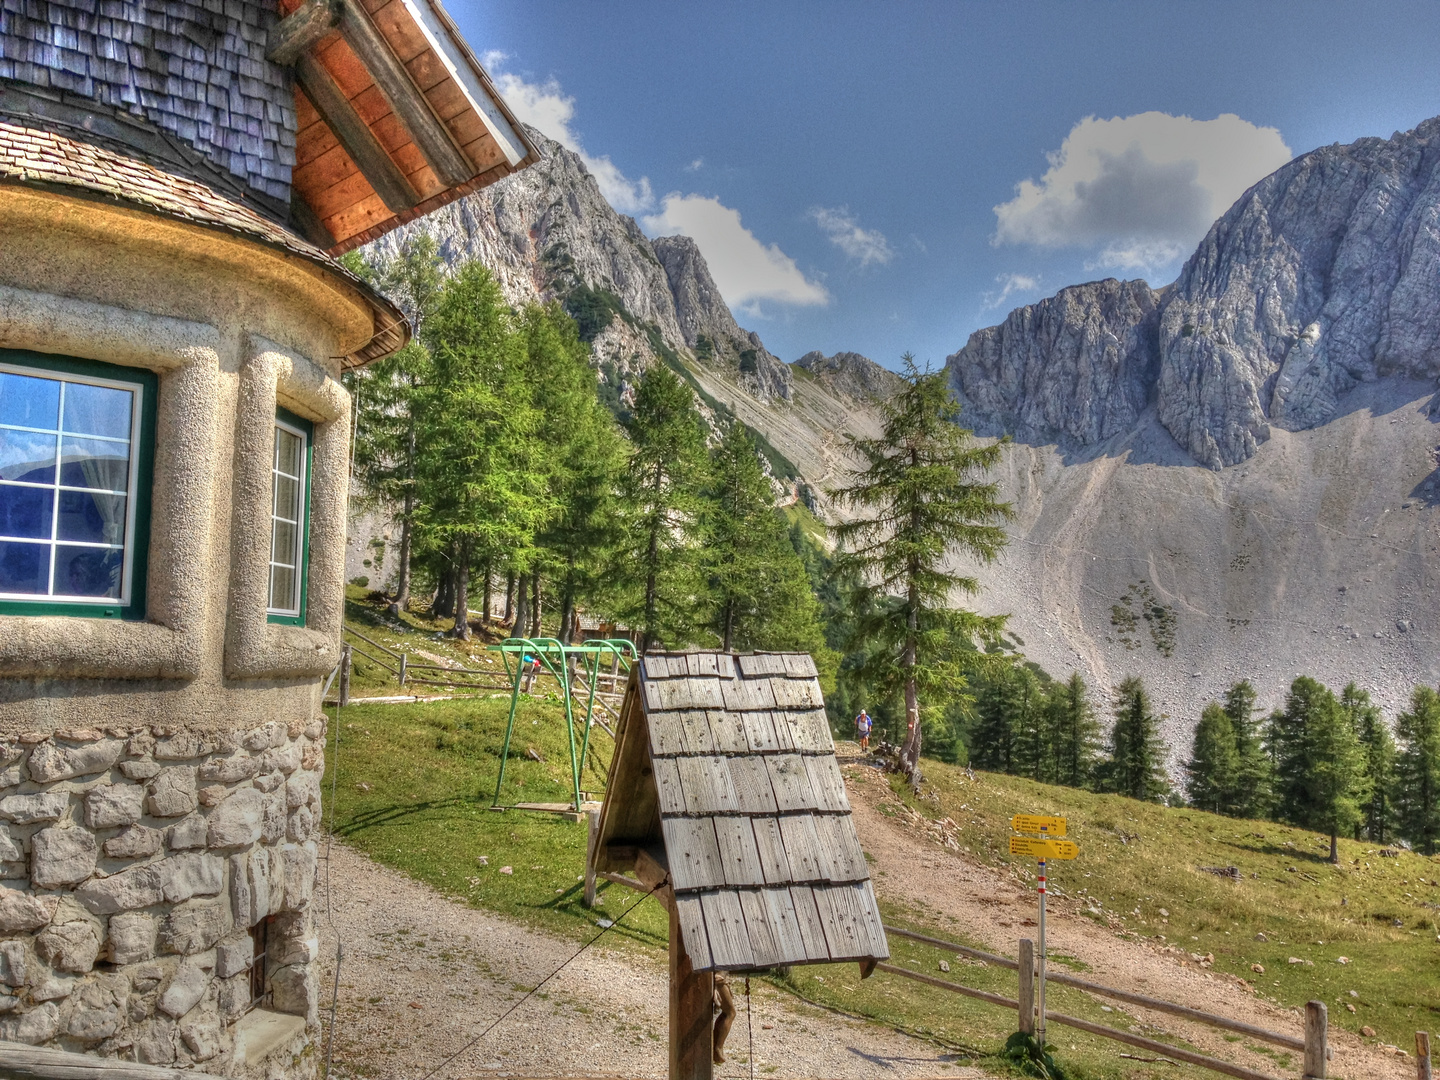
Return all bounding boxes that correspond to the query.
[1010,815,1077,1047]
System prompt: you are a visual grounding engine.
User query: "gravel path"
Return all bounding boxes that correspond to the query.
[315,841,989,1080]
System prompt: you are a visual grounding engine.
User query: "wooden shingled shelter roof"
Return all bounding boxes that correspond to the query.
[593,651,889,973]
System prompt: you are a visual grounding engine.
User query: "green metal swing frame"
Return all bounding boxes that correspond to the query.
[489,636,637,812]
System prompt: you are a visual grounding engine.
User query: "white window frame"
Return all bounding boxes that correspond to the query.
[266,414,309,618]
[0,360,143,606]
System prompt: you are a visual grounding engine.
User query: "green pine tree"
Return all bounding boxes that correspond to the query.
[614,365,709,651]
[830,355,1013,784]
[1266,676,1369,862]
[968,664,1021,773]
[1343,683,1396,843]
[1050,672,1101,789]
[1101,676,1170,802]
[1394,686,1440,856]
[1010,667,1054,783]
[701,421,826,653]
[1223,679,1273,819]
[1186,702,1240,814]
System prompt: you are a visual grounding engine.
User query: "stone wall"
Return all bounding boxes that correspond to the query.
[0,717,325,1072]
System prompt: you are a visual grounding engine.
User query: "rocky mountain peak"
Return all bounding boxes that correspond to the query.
[794,350,903,402]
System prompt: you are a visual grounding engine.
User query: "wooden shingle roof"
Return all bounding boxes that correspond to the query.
[595,651,889,973]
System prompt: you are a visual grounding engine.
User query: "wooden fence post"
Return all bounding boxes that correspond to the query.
[1304,1001,1327,1079]
[669,895,713,1080]
[583,811,599,908]
[1018,938,1034,1036]
[398,652,407,688]
[338,644,352,707]
[1417,1031,1432,1080]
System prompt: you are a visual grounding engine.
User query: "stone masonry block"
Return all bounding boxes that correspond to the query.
[84,784,146,828]
[158,898,230,955]
[62,972,128,1042]
[104,824,161,859]
[261,790,286,843]
[118,759,160,781]
[156,950,215,1018]
[158,852,224,904]
[268,963,316,1023]
[0,886,58,930]
[31,826,98,888]
[0,940,27,986]
[198,754,259,783]
[0,792,69,824]
[147,767,197,817]
[208,787,262,848]
[242,721,286,751]
[76,865,163,915]
[259,741,301,775]
[0,1000,60,1044]
[286,769,319,808]
[253,770,285,793]
[108,911,157,964]
[0,826,20,862]
[27,739,122,782]
[280,842,316,910]
[165,815,207,850]
[214,931,252,979]
[36,918,102,972]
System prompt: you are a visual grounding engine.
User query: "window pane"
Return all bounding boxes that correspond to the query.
[269,563,296,612]
[270,518,297,565]
[0,540,49,593]
[60,438,130,491]
[62,383,132,439]
[0,372,60,429]
[57,490,126,545]
[54,545,122,598]
[0,429,57,483]
[275,427,302,478]
[273,474,299,521]
[0,484,54,539]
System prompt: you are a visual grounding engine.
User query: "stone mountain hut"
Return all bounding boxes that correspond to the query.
[0,0,535,1071]
[591,650,889,1080]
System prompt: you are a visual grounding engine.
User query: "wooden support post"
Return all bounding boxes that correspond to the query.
[1304,1001,1328,1079]
[398,652,407,688]
[294,53,420,213]
[1018,938,1035,1036]
[266,0,341,65]
[1418,1031,1432,1080]
[583,811,599,908]
[669,898,713,1080]
[337,0,475,186]
[338,644,352,707]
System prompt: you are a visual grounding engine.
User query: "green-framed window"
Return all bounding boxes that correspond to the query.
[266,406,313,625]
[0,350,156,620]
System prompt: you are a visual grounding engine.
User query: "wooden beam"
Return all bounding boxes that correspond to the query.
[337,0,475,187]
[669,900,714,1080]
[293,53,420,214]
[288,192,337,249]
[266,0,342,65]
[0,1040,189,1078]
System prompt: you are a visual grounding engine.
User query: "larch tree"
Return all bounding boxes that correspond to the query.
[1186,702,1240,814]
[1394,685,1440,856]
[1344,683,1396,843]
[1051,671,1101,789]
[701,421,825,653]
[1223,679,1273,819]
[1266,676,1369,862]
[830,355,1013,785]
[1102,676,1170,803]
[615,364,709,651]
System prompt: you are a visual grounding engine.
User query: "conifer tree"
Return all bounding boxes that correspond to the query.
[614,365,709,651]
[1101,676,1170,802]
[1223,679,1272,819]
[1186,702,1240,814]
[1266,677,1369,862]
[1343,683,1396,843]
[1051,672,1101,789]
[1010,667,1054,783]
[968,665,1020,774]
[1394,686,1440,856]
[701,421,826,652]
[413,263,547,640]
[830,355,1012,784]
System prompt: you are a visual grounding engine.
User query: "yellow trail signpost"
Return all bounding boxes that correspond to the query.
[1011,815,1078,1046]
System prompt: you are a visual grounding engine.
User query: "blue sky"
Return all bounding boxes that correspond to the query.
[452,2,1440,370]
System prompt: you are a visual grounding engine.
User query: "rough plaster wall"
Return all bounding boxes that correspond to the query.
[0,192,362,734]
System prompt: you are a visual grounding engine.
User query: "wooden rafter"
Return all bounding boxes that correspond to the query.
[266,0,341,66]
[293,52,420,214]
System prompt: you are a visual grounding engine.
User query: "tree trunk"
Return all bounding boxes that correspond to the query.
[1330,831,1339,864]
[530,572,542,638]
[452,544,470,640]
[504,571,516,624]
[387,503,413,619]
[431,551,455,619]
[722,600,734,652]
[482,557,492,626]
[559,573,576,646]
[512,574,530,643]
[898,569,922,786]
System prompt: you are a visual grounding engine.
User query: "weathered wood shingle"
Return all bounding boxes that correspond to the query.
[596,650,889,973]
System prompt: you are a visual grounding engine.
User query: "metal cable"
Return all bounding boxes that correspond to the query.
[417,878,667,1080]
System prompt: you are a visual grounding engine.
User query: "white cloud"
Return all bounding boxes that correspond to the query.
[485,57,654,214]
[685,157,704,172]
[644,194,829,311]
[983,272,1041,310]
[994,112,1292,273]
[810,206,895,267]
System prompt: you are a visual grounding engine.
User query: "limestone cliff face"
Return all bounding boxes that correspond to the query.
[365,127,793,399]
[795,350,903,403]
[947,117,1440,468]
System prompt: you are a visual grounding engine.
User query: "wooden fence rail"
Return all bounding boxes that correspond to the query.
[880,923,1328,1080]
[0,1041,186,1078]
